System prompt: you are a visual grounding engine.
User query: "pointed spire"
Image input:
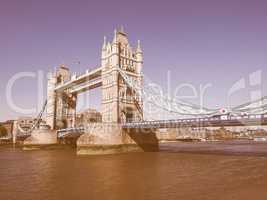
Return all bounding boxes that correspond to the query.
[102,36,107,50]
[107,42,111,52]
[113,29,117,43]
[119,25,124,33]
[136,40,142,53]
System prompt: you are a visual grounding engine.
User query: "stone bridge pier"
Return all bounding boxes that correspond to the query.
[76,123,159,155]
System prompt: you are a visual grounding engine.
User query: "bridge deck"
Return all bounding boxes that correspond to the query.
[55,67,102,92]
[57,114,267,138]
[70,78,102,94]
[122,115,267,129]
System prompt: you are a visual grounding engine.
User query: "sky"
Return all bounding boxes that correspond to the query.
[0,0,267,122]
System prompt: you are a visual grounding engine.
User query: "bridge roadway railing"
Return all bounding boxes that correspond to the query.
[56,114,267,137]
[57,127,85,138]
[57,123,119,138]
[122,114,267,129]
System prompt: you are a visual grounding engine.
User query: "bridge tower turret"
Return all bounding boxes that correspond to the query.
[101,36,107,67]
[46,71,57,129]
[136,40,143,74]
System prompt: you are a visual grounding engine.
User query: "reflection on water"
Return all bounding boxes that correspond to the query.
[1,142,267,200]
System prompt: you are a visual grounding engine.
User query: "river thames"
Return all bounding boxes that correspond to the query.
[1,141,267,200]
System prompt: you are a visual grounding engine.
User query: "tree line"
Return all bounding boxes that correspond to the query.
[0,124,8,137]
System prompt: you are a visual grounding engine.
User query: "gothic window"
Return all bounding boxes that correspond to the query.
[126,88,132,101]
[57,75,62,84]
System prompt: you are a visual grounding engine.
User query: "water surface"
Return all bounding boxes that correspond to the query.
[1,142,267,200]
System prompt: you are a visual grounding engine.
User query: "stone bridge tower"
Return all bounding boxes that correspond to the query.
[47,65,77,129]
[101,27,144,123]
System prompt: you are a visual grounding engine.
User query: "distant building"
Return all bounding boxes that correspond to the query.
[76,109,102,127]
[13,117,46,135]
[16,117,37,132]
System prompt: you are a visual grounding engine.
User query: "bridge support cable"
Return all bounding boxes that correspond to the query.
[31,99,48,130]
[117,67,143,118]
[17,100,48,135]
[231,97,267,115]
[117,67,220,119]
[117,67,267,120]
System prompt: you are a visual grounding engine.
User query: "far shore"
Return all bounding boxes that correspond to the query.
[160,140,267,156]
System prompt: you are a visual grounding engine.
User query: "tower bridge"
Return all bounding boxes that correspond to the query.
[47,28,143,130]
[13,28,267,154]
